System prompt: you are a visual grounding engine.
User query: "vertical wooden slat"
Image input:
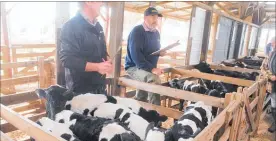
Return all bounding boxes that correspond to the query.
[11,48,18,75]
[242,87,256,132]
[119,86,126,97]
[229,93,243,141]
[210,14,219,62]
[105,4,110,49]
[1,2,12,79]
[55,2,70,87]
[37,57,45,88]
[109,2,125,96]
[185,5,196,65]
[37,56,47,109]
[252,81,267,135]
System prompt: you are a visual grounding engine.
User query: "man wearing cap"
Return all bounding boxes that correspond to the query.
[125,7,165,105]
[59,2,113,95]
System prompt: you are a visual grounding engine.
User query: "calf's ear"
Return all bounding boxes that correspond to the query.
[35,89,47,99]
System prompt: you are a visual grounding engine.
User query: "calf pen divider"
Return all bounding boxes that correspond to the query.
[0,104,64,141]
[170,67,267,139]
[118,77,243,141]
[0,56,56,140]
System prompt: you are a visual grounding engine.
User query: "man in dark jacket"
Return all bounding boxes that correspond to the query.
[59,2,113,94]
[125,7,165,105]
[267,37,276,133]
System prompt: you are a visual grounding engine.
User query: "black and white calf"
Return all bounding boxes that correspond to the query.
[65,93,167,127]
[65,93,117,114]
[32,117,80,141]
[55,110,139,141]
[113,96,168,127]
[35,85,77,120]
[165,101,213,141]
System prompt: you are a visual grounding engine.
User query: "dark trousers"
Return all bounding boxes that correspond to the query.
[271,81,276,108]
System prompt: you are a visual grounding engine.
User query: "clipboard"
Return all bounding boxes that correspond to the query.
[150,40,180,56]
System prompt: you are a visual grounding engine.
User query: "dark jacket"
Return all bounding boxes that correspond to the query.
[125,25,161,72]
[268,50,276,75]
[59,12,108,94]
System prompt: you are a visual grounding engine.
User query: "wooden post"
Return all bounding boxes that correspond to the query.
[109,2,125,96]
[105,4,110,48]
[55,2,70,87]
[37,57,45,89]
[185,6,196,65]
[229,93,243,141]
[119,86,126,97]
[242,87,256,132]
[37,56,47,109]
[243,25,252,56]
[1,2,12,79]
[11,48,18,75]
[252,81,267,135]
[210,14,219,62]
[0,104,65,141]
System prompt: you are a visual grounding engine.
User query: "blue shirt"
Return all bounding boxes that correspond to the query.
[125,25,161,72]
[265,43,272,56]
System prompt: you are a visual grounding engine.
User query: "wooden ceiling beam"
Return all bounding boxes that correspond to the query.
[192,2,259,28]
[216,2,238,17]
[161,6,193,14]
[124,6,189,22]
[159,2,192,14]
[265,9,276,12]
[135,1,172,11]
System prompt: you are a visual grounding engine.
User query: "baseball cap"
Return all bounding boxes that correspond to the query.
[144,7,163,17]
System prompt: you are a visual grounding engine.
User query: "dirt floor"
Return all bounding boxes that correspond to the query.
[246,112,276,141]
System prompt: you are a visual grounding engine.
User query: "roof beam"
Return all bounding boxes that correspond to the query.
[265,9,276,12]
[135,1,171,11]
[161,6,193,14]
[125,6,189,21]
[159,2,192,14]
[216,2,238,17]
[192,2,259,28]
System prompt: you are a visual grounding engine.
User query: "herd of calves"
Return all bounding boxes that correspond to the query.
[32,60,261,141]
[32,85,213,141]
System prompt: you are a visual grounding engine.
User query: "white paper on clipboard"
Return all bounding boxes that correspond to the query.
[150,40,180,56]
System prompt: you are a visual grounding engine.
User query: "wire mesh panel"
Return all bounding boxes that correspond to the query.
[212,16,232,63]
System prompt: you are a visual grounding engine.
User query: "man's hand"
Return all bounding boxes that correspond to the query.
[97,61,113,75]
[152,68,164,75]
[159,51,167,57]
[270,75,276,81]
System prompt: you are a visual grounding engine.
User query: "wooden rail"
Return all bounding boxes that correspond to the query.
[172,68,255,87]
[0,57,54,94]
[0,104,64,141]
[209,64,261,73]
[118,77,225,108]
